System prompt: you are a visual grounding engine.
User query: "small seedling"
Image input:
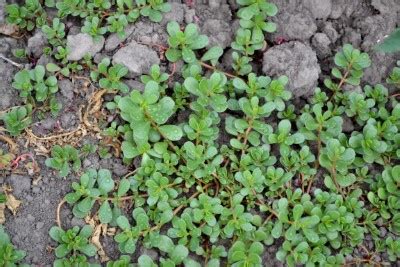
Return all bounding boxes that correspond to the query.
[90,58,129,93]
[49,225,97,261]
[166,21,209,63]
[45,145,81,177]
[6,0,46,31]
[42,18,66,46]
[12,65,59,103]
[0,226,27,266]
[1,105,32,136]
[81,16,107,41]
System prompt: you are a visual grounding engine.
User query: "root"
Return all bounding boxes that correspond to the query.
[0,54,23,68]
[0,105,23,117]
[24,89,109,151]
[82,89,113,132]
[0,134,18,153]
[56,199,66,229]
[123,169,138,179]
[199,61,238,79]
[25,127,82,141]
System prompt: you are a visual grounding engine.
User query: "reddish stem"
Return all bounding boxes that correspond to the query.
[11,153,35,170]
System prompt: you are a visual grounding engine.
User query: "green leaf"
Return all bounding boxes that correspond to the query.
[182,47,196,63]
[80,244,97,257]
[143,81,160,104]
[155,235,174,253]
[99,201,113,224]
[337,173,356,187]
[201,46,223,63]
[49,226,64,242]
[117,216,131,230]
[122,141,140,159]
[46,63,61,72]
[233,78,249,91]
[303,228,319,243]
[55,244,70,258]
[98,169,114,194]
[170,245,189,264]
[272,221,282,238]
[138,255,156,267]
[148,97,175,124]
[159,125,183,141]
[293,204,304,221]
[167,21,180,36]
[118,179,131,197]
[165,48,181,62]
[376,28,400,53]
[80,225,93,238]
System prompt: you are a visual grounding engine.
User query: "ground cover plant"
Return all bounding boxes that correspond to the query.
[0,0,400,266]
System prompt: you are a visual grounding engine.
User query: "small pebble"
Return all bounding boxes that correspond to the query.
[27,214,35,221]
[380,227,387,237]
[36,222,44,230]
[32,187,40,194]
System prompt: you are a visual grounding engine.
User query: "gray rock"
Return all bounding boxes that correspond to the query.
[71,217,86,227]
[363,52,397,85]
[262,42,321,98]
[312,33,331,58]
[124,79,145,92]
[66,33,104,61]
[104,24,135,52]
[139,247,158,261]
[32,187,40,194]
[371,0,400,14]
[221,48,235,69]
[9,175,31,195]
[27,30,47,58]
[330,0,347,19]
[39,117,57,131]
[0,0,5,23]
[345,255,353,261]
[380,227,387,237]
[272,12,317,41]
[209,0,221,8]
[58,79,74,100]
[227,0,239,10]
[113,41,160,76]
[37,54,54,66]
[303,0,332,19]
[342,28,362,48]
[185,9,196,24]
[202,19,233,49]
[83,158,92,168]
[27,214,35,221]
[342,116,355,133]
[0,60,18,110]
[330,0,363,19]
[60,111,78,130]
[83,154,100,169]
[67,25,81,36]
[161,3,185,25]
[93,53,108,64]
[0,37,19,55]
[126,21,166,45]
[112,161,128,176]
[356,15,397,51]
[36,222,44,230]
[323,22,339,43]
